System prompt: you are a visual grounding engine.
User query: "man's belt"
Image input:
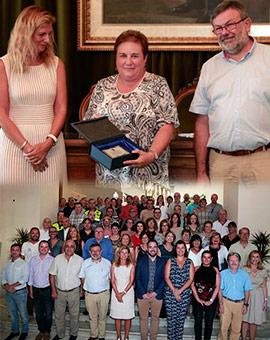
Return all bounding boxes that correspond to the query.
[14,287,27,292]
[57,287,79,292]
[212,144,270,156]
[86,289,109,294]
[224,296,244,303]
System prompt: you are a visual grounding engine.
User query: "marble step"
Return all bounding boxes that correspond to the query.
[1,301,269,340]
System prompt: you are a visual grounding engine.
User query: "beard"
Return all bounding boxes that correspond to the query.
[218,29,249,56]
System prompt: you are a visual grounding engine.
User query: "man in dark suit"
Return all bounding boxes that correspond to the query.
[135,240,165,340]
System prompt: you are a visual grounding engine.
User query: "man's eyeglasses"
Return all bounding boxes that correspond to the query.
[212,17,247,35]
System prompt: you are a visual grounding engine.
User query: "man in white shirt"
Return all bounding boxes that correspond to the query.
[39,218,52,241]
[213,210,231,238]
[21,227,40,317]
[190,0,270,183]
[21,227,40,263]
[79,243,111,340]
[2,244,29,340]
[229,227,257,267]
[49,240,83,340]
[28,241,54,340]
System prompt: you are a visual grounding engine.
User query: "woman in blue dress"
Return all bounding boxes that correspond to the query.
[164,240,195,340]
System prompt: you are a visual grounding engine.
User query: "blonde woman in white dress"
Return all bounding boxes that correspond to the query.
[110,245,135,340]
[0,5,67,187]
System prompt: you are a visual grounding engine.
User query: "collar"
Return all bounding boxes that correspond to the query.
[228,267,240,274]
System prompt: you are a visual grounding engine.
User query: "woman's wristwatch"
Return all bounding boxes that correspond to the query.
[149,149,158,160]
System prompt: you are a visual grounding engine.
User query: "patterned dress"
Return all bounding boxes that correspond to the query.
[85,72,179,186]
[164,257,192,340]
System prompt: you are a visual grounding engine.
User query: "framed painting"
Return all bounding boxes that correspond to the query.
[77,0,270,51]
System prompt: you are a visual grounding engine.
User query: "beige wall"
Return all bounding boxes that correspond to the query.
[224,182,270,234]
[0,185,59,268]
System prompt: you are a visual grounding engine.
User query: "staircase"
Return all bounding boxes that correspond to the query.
[1,297,269,340]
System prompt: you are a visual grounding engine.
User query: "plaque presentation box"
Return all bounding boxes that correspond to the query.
[71,117,142,170]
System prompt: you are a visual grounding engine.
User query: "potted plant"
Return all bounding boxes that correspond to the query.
[12,227,29,246]
[251,231,270,264]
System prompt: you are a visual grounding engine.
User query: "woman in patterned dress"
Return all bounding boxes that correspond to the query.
[164,240,195,340]
[84,30,179,186]
[0,6,67,186]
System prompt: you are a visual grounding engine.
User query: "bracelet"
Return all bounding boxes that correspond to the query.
[265,298,268,301]
[210,298,214,303]
[219,302,223,305]
[123,290,127,294]
[47,134,58,146]
[20,140,27,151]
[149,149,158,160]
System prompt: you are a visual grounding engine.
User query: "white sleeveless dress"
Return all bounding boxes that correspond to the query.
[0,55,67,187]
[110,264,135,319]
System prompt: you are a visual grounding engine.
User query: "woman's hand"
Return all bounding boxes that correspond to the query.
[91,113,101,119]
[173,288,181,302]
[31,159,48,172]
[263,300,267,311]
[197,298,205,306]
[116,291,124,303]
[24,139,53,165]
[123,149,155,168]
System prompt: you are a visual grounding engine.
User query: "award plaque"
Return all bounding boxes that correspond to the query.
[71,117,142,170]
[102,145,129,158]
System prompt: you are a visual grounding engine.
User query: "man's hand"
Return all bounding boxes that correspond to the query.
[197,172,210,184]
[142,293,150,300]
[51,290,58,299]
[219,303,224,314]
[148,292,157,300]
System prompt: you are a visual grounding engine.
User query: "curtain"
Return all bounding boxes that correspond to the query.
[0,0,217,137]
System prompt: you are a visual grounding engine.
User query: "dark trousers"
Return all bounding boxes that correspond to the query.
[193,298,217,340]
[33,286,53,333]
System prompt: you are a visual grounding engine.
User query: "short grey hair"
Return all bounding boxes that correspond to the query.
[210,1,248,25]
[227,252,241,262]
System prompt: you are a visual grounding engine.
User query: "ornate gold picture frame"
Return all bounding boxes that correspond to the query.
[77,0,270,51]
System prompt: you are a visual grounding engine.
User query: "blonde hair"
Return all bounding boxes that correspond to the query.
[8,5,56,73]
[113,245,133,267]
[245,250,264,270]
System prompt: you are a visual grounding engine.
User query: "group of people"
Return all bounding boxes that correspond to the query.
[0,1,269,340]
[2,0,270,188]
[2,192,268,340]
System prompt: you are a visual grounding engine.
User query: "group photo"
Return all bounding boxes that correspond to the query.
[0,1,270,340]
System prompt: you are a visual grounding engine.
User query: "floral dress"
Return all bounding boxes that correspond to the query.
[85,72,179,186]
